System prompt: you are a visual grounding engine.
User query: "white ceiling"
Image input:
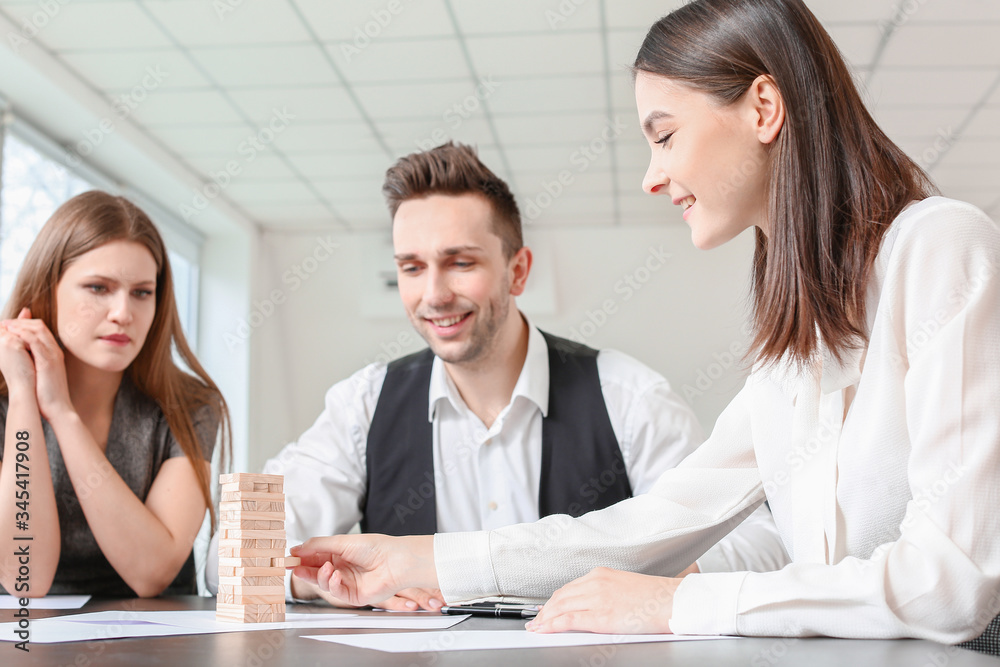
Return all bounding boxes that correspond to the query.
[1,0,998,231]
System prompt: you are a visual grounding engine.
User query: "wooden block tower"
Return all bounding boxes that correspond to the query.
[216,472,288,623]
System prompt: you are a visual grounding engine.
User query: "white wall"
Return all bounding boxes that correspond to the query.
[247,223,756,471]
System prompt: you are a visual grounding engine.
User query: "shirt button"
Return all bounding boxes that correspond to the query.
[488,501,498,511]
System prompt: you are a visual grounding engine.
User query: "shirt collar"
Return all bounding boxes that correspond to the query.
[426,312,550,421]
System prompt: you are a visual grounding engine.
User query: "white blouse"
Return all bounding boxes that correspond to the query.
[433,197,1000,643]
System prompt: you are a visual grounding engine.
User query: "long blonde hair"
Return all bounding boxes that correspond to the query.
[0,190,230,529]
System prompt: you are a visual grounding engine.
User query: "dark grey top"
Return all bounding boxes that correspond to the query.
[0,375,217,596]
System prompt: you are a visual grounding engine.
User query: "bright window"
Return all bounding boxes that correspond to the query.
[0,132,93,308]
[0,126,200,347]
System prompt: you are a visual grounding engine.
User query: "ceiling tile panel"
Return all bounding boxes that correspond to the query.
[867,68,997,107]
[2,2,171,50]
[604,1,686,30]
[326,38,470,84]
[225,180,319,203]
[312,177,388,202]
[271,121,385,154]
[451,0,599,33]
[488,75,605,115]
[936,139,1000,168]
[129,89,244,125]
[189,44,338,87]
[908,0,1000,22]
[60,49,211,91]
[826,24,883,69]
[228,86,362,124]
[873,106,970,141]
[354,80,476,119]
[294,0,453,41]
[805,0,896,24]
[466,33,604,78]
[377,117,494,154]
[147,124,256,155]
[963,106,1000,139]
[143,0,311,46]
[185,154,299,182]
[881,25,1000,67]
[288,152,393,179]
[493,112,618,147]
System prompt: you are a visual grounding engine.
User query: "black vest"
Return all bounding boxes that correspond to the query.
[361,331,632,536]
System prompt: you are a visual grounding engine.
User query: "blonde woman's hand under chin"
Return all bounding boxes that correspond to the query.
[1,309,73,420]
[526,568,681,635]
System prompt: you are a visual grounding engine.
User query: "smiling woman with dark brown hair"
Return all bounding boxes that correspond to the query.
[0,190,230,598]
[285,0,997,653]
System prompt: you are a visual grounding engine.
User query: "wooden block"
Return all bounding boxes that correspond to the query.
[221,520,278,530]
[216,602,285,621]
[219,547,285,558]
[218,576,284,587]
[219,510,285,522]
[228,566,284,577]
[220,594,284,605]
[219,473,283,485]
[220,491,284,502]
[268,483,282,493]
[219,538,286,550]
[280,556,301,568]
[219,501,285,513]
[216,602,284,623]
[218,557,273,568]
[223,529,287,540]
[253,482,270,492]
[220,481,256,493]
[218,584,285,596]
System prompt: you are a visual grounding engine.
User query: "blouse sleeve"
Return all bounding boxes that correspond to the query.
[166,401,219,461]
[434,376,767,603]
[672,201,1000,642]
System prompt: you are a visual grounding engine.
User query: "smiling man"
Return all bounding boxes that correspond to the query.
[207,142,788,609]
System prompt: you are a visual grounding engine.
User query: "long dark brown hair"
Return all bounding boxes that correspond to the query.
[0,190,230,529]
[634,0,935,366]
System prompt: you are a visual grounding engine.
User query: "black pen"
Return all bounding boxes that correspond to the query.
[441,605,539,619]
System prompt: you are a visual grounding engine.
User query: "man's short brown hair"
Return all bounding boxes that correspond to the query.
[383,142,523,259]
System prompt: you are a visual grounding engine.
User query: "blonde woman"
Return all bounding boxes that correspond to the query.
[0,190,229,597]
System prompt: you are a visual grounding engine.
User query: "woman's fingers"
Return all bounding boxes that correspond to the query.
[380,588,443,611]
[527,568,679,635]
[374,594,421,611]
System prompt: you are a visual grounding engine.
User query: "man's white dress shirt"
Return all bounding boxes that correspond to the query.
[433,198,1000,644]
[213,319,788,598]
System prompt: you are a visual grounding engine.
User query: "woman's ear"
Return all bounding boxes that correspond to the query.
[748,75,785,145]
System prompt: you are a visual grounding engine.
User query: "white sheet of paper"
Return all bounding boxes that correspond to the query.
[0,595,91,609]
[303,629,736,652]
[0,609,469,643]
